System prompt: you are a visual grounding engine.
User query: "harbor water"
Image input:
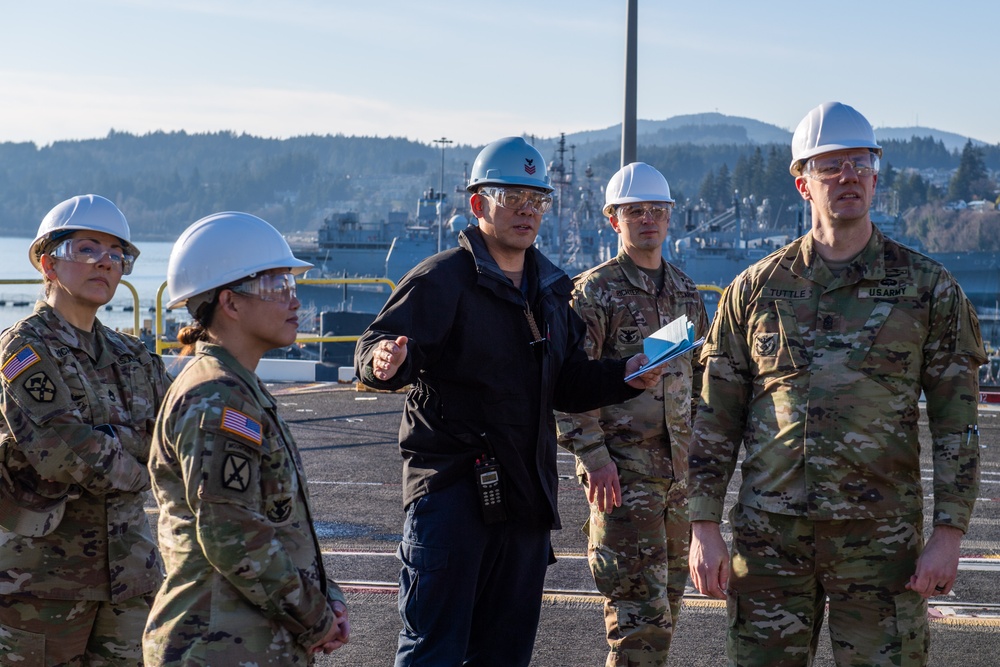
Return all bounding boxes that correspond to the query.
[0,235,175,334]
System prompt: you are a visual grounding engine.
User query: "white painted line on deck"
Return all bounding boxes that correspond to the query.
[311,480,387,486]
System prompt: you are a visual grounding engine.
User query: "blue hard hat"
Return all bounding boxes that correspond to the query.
[467,137,553,193]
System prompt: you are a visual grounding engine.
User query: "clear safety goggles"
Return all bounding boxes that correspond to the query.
[616,202,673,222]
[479,186,553,214]
[803,153,880,181]
[230,272,298,303]
[49,237,135,275]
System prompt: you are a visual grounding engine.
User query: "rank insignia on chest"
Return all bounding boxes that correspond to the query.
[24,371,56,403]
[221,407,263,446]
[753,332,779,357]
[2,345,41,382]
[617,327,641,346]
[266,496,293,523]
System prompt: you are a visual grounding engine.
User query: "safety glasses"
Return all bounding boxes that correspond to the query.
[616,203,673,222]
[49,237,135,275]
[230,272,298,303]
[803,153,880,181]
[479,187,553,214]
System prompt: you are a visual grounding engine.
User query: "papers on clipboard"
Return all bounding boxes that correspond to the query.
[624,314,705,382]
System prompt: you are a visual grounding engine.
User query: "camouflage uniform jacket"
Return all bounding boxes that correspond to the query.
[145,342,344,663]
[0,302,168,602]
[557,251,709,480]
[689,227,987,529]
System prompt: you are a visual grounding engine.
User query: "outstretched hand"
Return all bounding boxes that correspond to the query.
[372,336,408,381]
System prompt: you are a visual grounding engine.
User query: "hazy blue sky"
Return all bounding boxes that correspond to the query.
[2,1,997,147]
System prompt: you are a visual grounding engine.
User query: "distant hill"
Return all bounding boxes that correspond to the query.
[0,113,995,240]
[874,127,986,152]
[531,113,990,166]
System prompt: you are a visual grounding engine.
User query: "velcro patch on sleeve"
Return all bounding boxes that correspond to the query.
[22,371,56,403]
[219,407,263,447]
[1,345,41,383]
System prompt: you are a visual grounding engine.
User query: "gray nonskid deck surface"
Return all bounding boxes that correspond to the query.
[204,384,1000,665]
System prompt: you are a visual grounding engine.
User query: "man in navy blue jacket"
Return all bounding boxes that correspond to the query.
[356,137,662,667]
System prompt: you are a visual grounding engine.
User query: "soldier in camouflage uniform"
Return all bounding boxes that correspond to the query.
[0,195,169,666]
[557,163,709,667]
[688,102,987,667]
[143,212,349,666]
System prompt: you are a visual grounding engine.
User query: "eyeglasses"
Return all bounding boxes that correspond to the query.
[478,187,553,214]
[49,238,135,275]
[229,272,298,303]
[616,203,673,222]
[803,154,880,180]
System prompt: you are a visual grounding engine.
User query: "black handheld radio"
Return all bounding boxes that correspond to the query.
[475,457,506,524]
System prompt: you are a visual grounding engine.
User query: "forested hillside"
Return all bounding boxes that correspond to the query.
[1,126,997,251]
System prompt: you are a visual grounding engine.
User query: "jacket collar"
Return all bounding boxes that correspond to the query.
[614,250,662,295]
[193,340,276,410]
[32,301,116,366]
[789,225,886,287]
[458,226,573,298]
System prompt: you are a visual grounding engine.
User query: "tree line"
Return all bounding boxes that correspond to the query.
[0,129,996,251]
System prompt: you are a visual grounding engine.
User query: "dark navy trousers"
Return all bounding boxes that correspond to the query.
[394,478,551,667]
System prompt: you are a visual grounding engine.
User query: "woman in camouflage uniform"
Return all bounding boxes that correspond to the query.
[0,194,169,665]
[142,212,349,666]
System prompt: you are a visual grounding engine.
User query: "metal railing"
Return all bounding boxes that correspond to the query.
[696,284,725,298]
[146,280,722,357]
[153,277,397,355]
[0,279,141,333]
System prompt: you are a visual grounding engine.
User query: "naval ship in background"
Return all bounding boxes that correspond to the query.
[286,140,1000,375]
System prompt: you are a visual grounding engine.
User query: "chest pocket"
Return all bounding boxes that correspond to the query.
[845,300,925,392]
[611,325,644,358]
[749,299,809,381]
[122,352,158,431]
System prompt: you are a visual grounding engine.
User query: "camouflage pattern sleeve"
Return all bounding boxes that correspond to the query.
[165,386,335,649]
[556,277,614,472]
[689,280,752,523]
[920,278,988,532]
[690,287,711,425]
[327,579,347,607]
[0,335,147,495]
[113,348,171,465]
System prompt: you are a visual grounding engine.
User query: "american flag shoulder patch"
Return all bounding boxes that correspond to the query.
[220,407,263,446]
[2,345,41,383]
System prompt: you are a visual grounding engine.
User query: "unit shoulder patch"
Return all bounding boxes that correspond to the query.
[221,452,252,492]
[23,371,56,403]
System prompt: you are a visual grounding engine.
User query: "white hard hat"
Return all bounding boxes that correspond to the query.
[29,194,139,272]
[603,162,674,217]
[467,137,553,193]
[166,211,313,313]
[790,102,882,176]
